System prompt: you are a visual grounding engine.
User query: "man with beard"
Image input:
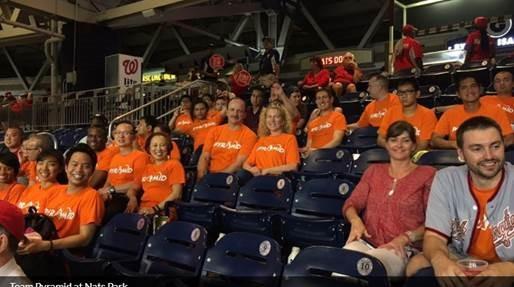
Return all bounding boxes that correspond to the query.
[405,116,514,285]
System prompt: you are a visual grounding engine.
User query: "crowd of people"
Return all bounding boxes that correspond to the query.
[0,14,513,284]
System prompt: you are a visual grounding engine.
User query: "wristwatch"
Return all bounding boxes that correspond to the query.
[108,186,116,195]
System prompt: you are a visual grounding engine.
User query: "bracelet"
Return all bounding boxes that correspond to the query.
[401,233,411,244]
[49,240,53,251]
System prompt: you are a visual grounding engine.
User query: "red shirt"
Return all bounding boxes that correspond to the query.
[303,69,330,87]
[333,66,358,85]
[394,36,423,72]
[342,164,436,247]
[465,30,495,62]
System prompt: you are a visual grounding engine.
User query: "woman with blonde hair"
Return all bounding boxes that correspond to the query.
[239,105,299,184]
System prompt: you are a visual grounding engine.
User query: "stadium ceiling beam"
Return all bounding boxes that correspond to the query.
[5,0,96,23]
[170,26,191,55]
[106,1,264,29]
[230,15,251,42]
[171,21,259,52]
[253,13,263,50]
[358,0,390,48]
[29,59,50,91]
[298,2,335,50]
[3,47,29,90]
[142,24,164,69]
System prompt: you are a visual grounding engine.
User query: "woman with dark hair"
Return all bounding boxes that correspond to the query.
[182,101,225,151]
[0,152,24,205]
[168,95,193,132]
[342,121,436,277]
[125,133,185,215]
[17,150,64,214]
[298,56,330,92]
[464,16,496,65]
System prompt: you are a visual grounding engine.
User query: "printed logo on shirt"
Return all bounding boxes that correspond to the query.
[369,110,386,119]
[191,121,217,132]
[256,144,285,153]
[213,141,241,150]
[310,122,332,133]
[45,207,75,220]
[492,207,514,248]
[17,201,40,210]
[109,164,134,175]
[498,104,514,114]
[176,120,192,126]
[142,172,168,183]
[414,127,421,137]
[451,218,468,242]
[451,126,459,133]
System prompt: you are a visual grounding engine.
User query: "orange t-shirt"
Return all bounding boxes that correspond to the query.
[357,93,400,128]
[136,135,147,151]
[44,185,105,238]
[208,109,220,119]
[307,111,347,149]
[184,114,224,150]
[96,146,119,172]
[0,183,25,205]
[378,104,437,141]
[245,133,300,170]
[17,183,62,214]
[107,150,149,186]
[481,95,514,123]
[434,104,513,141]
[20,160,37,183]
[169,141,181,161]
[139,160,185,209]
[175,113,192,132]
[468,183,500,263]
[203,124,257,173]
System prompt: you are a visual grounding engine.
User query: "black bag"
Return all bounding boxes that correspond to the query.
[24,206,58,240]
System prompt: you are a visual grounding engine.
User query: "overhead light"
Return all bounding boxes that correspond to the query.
[406,0,449,9]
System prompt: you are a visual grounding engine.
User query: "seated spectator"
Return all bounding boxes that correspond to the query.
[342,121,436,277]
[98,121,149,199]
[152,124,181,161]
[431,75,513,149]
[288,87,308,130]
[197,98,257,181]
[168,95,193,133]
[0,126,23,160]
[347,73,400,131]
[302,88,346,156]
[378,78,437,151]
[241,105,299,180]
[18,144,104,254]
[86,126,119,189]
[201,94,217,118]
[182,101,225,151]
[481,70,514,123]
[90,113,109,128]
[298,56,330,94]
[17,150,64,214]
[331,52,362,98]
[215,96,228,113]
[126,133,185,215]
[244,87,265,133]
[406,116,514,283]
[20,134,53,187]
[0,200,28,278]
[0,153,24,205]
[269,82,300,132]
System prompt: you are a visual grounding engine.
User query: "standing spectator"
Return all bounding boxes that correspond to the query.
[197,98,257,181]
[298,57,330,96]
[481,70,514,123]
[332,52,363,98]
[348,73,400,131]
[392,24,424,74]
[200,43,219,81]
[0,200,28,278]
[0,153,24,205]
[168,95,193,133]
[86,126,119,190]
[258,37,280,87]
[244,87,265,133]
[464,16,496,65]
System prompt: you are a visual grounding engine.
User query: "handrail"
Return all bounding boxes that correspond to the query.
[108,80,212,138]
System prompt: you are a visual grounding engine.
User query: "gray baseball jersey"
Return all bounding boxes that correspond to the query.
[425,163,514,260]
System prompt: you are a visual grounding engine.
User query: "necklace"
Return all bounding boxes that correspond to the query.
[387,164,416,196]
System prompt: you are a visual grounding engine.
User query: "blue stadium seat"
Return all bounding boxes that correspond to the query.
[63,213,150,276]
[455,60,492,88]
[292,148,352,183]
[340,98,363,124]
[282,246,389,287]
[420,63,455,93]
[219,175,293,239]
[200,232,283,287]
[281,178,353,248]
[415,149,464,169]
[348,148,389,179]
[181,144,204,202]
[173,173,239,232]
[418,85,441,108]
[341,126,378,153]
[111,221,207,283]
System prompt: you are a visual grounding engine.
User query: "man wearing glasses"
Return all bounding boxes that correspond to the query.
[431,75,513,149]
[377,78,437,151]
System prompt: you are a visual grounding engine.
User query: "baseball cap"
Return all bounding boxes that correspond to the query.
[474,16,488,30]
[402,24,417,36]
[0,200,25,241]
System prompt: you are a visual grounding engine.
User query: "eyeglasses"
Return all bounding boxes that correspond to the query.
[114,131,134,136]
[397,89,416,96]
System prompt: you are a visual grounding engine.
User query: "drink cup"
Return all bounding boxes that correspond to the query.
[457,259,488,277]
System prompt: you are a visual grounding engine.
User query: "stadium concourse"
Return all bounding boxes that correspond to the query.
[0,0,514,286]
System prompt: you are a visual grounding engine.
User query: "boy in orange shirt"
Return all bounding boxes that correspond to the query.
[432,75,513,149]
[481,70,514,123]
[303,89,347,154]
[168,95,193,133]
[98,121,149,199]
[348,73,400,130]
[0,153,24,205]
[197,98,257,181]
[18,144,104,254]
[378,78,437,150]
[87,125,119,189]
